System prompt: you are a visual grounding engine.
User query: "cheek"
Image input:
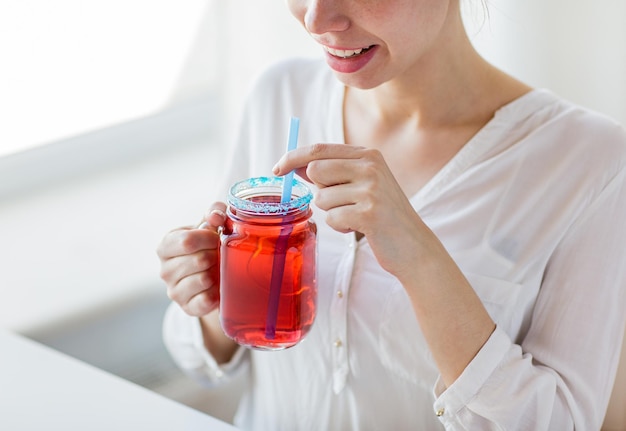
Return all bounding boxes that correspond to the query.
[388,2,449,51]
[285,0,306,25]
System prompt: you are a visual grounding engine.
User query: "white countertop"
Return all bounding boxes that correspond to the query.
[0,330,238,430]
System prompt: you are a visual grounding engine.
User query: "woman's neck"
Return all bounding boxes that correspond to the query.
[346,32,531,133]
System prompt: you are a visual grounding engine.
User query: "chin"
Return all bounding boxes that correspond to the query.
[333,72,385,91]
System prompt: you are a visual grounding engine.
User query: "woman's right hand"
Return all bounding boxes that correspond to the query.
[157,202,227,317]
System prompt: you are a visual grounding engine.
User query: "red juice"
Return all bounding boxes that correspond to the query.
[220,179,317,350]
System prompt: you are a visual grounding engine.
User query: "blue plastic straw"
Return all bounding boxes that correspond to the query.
[281,117,300,203]
[266,117,300,341]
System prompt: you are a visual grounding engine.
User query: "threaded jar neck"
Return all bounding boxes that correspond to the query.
[227,176,313,222]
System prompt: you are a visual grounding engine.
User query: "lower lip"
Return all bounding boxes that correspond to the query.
[324,46,377,74]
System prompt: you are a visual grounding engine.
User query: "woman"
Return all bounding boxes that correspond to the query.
[157,0,626,429]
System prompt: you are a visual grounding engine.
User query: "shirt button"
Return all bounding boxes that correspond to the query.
[215,369,224,378]
[436,408,445,417]
[337,290,343,298]
[334,339,343,348]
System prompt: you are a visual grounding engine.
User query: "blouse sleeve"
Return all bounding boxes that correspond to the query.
[433,167,626,430]
[162,302,250,387]
[159,71,267,388]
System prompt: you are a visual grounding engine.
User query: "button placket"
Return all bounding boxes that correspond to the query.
[330,237,356,394]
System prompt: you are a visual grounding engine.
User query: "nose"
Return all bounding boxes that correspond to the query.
[303,0,350,35]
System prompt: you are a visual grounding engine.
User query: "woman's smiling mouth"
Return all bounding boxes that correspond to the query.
[323,45,374,59]
[321,44,377,74]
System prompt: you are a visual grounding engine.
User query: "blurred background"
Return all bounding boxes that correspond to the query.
[1,0,625,426]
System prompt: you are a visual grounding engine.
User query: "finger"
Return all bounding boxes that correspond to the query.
[324,204,361,234]
[272,143,366,177]
[314,182,361,211]
[317,182,390,234]
[306,158,369,188]
[156,228,220,261]
[160,249,219,287]
[199,201,228,228]
[183,289,220,317]
[167,269,218,308]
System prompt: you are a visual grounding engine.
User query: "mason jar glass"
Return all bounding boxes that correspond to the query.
[219,176,317,350]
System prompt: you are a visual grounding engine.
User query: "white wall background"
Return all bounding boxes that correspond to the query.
[464,0,626,125]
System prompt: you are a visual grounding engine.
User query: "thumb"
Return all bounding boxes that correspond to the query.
[198,202,227,229]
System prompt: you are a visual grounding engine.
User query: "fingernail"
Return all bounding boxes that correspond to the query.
[272,164,280,175]
[197,221,208,229]
[210,209,226,219]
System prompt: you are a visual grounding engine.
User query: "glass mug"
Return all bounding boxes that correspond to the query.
[219,176,318,350]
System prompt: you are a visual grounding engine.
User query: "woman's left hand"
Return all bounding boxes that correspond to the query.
[273,143,430,281]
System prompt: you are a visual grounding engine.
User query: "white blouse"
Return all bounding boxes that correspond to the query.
[163,58,626,430]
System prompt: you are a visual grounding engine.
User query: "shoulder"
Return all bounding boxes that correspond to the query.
[520,90,626,174]
[561,99,624,143]
[247,57,336,104]
[540,92,626,206]
[562,97,626,175]
[239,57,342,137]
[493,90,626,207]
[538,90,626,155]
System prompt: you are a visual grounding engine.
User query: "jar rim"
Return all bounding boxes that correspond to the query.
[228,176,313,214]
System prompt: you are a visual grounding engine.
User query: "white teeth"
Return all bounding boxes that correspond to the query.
[324,46,367,58]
